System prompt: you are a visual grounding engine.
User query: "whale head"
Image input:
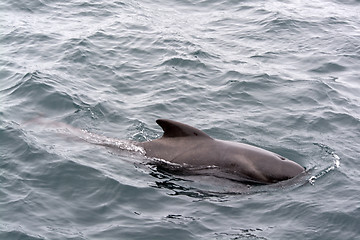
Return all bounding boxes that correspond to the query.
[220,140,305,183]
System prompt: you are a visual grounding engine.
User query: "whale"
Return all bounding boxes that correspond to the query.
[136,119,305,184]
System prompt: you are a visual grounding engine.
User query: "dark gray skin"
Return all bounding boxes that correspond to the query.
[136,119,305,184]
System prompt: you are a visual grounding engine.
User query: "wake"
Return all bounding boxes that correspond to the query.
[24,117,145,154]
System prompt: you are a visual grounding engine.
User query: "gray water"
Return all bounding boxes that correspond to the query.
[1,0,360,239]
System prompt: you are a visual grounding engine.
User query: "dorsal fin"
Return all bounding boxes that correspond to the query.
[156,119,212,139]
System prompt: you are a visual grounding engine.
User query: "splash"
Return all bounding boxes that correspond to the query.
[308,145,340,185]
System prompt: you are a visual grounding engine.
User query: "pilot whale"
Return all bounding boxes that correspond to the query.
[136,119,305,184]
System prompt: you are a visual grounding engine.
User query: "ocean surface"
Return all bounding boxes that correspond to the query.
[1,0,360,239]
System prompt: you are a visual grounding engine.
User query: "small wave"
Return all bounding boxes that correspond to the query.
[0,229,45,240]
[7,0,49,14]
[4,71,79,116]
[190,49,220,60]
[310,62,347,73]
[258,13,313,35]
[160,57,207,69]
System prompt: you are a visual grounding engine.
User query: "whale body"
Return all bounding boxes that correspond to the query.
[136,119,305,184]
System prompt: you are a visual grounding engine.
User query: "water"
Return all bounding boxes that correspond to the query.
[1,0,360,239]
